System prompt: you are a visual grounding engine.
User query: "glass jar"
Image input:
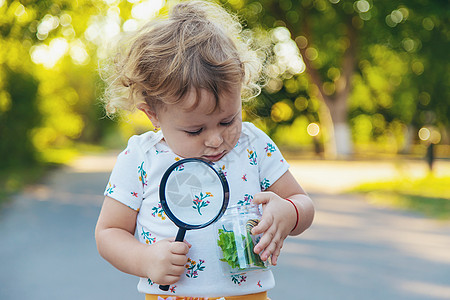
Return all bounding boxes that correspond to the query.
[214,204,269,274]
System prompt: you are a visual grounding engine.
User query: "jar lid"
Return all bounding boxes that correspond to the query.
[224,203,260,215]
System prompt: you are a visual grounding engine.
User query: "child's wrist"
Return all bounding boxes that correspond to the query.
[285,198,299,232]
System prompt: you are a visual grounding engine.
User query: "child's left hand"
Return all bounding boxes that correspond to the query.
[250,191,297,265]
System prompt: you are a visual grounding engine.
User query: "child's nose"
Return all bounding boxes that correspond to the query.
[205,130,223,148]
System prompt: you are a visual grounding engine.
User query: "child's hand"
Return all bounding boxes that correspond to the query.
[143,238,191,285]
[251,191,297,265]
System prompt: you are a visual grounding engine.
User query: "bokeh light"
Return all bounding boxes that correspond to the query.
[271,101,294,122]
[307,123,320,137]
[419,127,442,144]
[131,0,165,20]
[418,127,430,141]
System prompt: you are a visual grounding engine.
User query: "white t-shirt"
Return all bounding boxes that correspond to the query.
[104,122,290,297]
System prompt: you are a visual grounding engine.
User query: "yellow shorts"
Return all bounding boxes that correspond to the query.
[145,291,268,300]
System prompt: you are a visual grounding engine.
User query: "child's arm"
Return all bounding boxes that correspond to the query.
[250,170,314,265]
[95,196,190,285]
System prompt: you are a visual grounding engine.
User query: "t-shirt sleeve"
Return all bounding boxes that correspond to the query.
[104,136,147,211]
[245,123,290,191]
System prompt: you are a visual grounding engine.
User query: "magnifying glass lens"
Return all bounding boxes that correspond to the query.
[163,160,226,227]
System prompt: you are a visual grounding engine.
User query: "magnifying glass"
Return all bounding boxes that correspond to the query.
[158,158,230,291]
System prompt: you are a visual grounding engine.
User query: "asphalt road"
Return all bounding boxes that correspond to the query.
[1,154,449,299]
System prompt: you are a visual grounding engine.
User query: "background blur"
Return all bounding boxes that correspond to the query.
[0,0,449,176]
[1,0,449,210]
[0,0,449,299]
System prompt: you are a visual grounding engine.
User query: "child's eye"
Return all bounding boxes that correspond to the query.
[220,118,235,126]
[185,128,203,136]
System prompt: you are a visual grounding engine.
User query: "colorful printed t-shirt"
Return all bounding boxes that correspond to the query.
[104,122,290,297]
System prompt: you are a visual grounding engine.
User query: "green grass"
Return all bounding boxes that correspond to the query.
[350,175,450,220]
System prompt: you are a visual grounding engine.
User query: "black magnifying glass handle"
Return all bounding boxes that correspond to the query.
[159,228,187,291]
[175,228,187,242]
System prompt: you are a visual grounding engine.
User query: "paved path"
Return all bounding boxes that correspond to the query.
[1,154,449,299]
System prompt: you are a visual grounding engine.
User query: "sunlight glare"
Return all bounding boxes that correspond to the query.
[70,40,90,65]
[418,127,430,141]
[14,3,26,17]
[104,19,121,39]
[37,15,60,39]
[123,19,139,32]
[355,0,370,13]
[132,0,165,20]
[84,22,100,42]
[271,27,291,43]
[103,0,119,5]
[272,39,304,76]
[60,14,72,26]
[390,10,404,24]
[307,123,320,137]
[288,56,306,74]
[31,38,69,69]
[271,101,294,122]
[305,47,318,61]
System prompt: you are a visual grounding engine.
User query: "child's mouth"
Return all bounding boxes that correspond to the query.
[203,151,225,161]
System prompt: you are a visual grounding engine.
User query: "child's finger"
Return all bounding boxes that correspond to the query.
[260,231,282,261]
[161,274,182,285]
[171,253,189,266]
[253,225,276,255]
[170,241,190,255]
[251,214,272,235]
[168,264,187,276]
[270,246,282,266]
[166,237,192,248]
[252,192,271,205]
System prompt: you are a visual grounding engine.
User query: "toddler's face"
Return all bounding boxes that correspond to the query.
[154,87,242,161]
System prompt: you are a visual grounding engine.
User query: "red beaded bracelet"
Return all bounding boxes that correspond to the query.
[285,198,299,232]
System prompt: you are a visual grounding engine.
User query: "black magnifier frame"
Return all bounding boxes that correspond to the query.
[158,157,229,291]
[159,158,230,231]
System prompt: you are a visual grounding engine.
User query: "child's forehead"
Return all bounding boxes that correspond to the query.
[180,88,219,113]
[161,88,240,125]
[177,87,240,114]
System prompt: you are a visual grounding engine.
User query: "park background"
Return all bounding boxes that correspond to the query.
[0,0,449,299]
[1,0,449,200]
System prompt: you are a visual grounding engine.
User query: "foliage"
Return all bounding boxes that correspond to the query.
[217,227,265,270]
[222,0,450,154]
[0,68,40,168]
[0,0,117,168]
[1,0,449,183]
[350,175,450,219]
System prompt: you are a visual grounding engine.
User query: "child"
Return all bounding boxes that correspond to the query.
[95,1,314,299]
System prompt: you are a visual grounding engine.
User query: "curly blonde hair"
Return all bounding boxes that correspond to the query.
[101,0,262,116]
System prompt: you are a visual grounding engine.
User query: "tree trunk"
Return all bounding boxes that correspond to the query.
[326,95,353,157]
[270,4,357,158]
[295,16,356,158]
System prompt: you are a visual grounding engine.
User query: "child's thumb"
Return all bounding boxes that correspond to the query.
[184,240,192,248]
[252,192,270,205]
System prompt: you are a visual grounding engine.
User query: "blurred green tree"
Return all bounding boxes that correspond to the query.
[222,0,449,157]
[0,68,40,168]
[0,0,117,164]
[1,0,447,166]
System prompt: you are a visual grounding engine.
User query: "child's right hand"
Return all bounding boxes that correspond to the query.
[143,238,191,285]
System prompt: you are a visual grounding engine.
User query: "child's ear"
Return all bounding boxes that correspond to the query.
[137,103,159,128]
